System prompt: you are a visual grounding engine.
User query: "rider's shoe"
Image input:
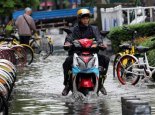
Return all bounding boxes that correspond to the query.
[99,74,107,95]
[62,85,70,96]
[100,85,107,95]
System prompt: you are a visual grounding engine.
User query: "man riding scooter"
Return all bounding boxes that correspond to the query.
[62,8,110,96]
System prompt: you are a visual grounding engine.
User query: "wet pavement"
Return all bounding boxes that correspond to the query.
[9,30,155,115]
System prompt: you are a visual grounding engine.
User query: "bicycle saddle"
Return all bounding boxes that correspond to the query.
[5,37,14,42]
[136,46,150,53]
[119,44,132,50]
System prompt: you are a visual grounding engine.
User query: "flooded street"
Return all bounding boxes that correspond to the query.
[9,31,155,115]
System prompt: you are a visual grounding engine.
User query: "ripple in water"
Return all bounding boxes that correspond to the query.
[68,91,98,103]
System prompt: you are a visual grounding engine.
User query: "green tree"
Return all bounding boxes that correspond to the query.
[0,1,15,17]
[0,0,40,18]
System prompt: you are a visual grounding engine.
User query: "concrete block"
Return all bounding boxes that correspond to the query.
[121,96,140,115]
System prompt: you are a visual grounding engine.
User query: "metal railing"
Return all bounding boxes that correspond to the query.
[100,5,155,31]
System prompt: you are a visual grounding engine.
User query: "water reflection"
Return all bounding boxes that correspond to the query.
[9,54,115,115]
[64,101,110,115]
[8,53,155,114]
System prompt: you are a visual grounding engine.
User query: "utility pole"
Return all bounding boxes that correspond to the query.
[54,0,59,9]
[76,0,78,8]
[80,0,82,6]
[45,0,48,10]
[59,0,63,9]
[96,0,102,4]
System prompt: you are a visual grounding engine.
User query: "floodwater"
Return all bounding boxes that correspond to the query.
[9,30,155,115]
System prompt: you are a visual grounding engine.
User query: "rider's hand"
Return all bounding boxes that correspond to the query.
[99,43,107,48]
[91,44,97,48]
[64,42,71,50]
[64,42,71,46]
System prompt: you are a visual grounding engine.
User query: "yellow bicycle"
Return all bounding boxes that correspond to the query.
[113,27,137,78]
[13,37,34,65]
[0,23,34,65]
[30,29,54,59]
[0,34,34,65]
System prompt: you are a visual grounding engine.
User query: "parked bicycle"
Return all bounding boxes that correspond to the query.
[30,29,54,59]
[0,35,34,65]
[0,59,17,115]
[113,27,137,78]
[11,27,54,60]
[116,38,155,85]
[0,25,34,65]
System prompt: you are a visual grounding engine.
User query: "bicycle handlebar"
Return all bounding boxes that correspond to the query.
[0,33,19,43]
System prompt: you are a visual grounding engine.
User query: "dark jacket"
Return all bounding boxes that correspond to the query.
[65,24,103,55]
[65,25,103,44]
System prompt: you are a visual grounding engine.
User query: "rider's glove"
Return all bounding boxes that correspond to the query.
[64,42,71,45]
[99,43,107,48]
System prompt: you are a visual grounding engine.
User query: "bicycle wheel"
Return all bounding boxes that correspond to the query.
[12,45,27,67]
[0,94,8,115]
[50,43,54,55]
[48,38,54,55]
[30,39,41,54]
[0,76,11,91]
[0,47,14,63]
[116,55,140,85]
[0,59,16,73]
[113,54,121,78]
[21,44,34,65]
[0,63,16,79]
[0,69,14,85]
[0,83,8,97]
[39,36,53,59]
[42,42,52,59]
